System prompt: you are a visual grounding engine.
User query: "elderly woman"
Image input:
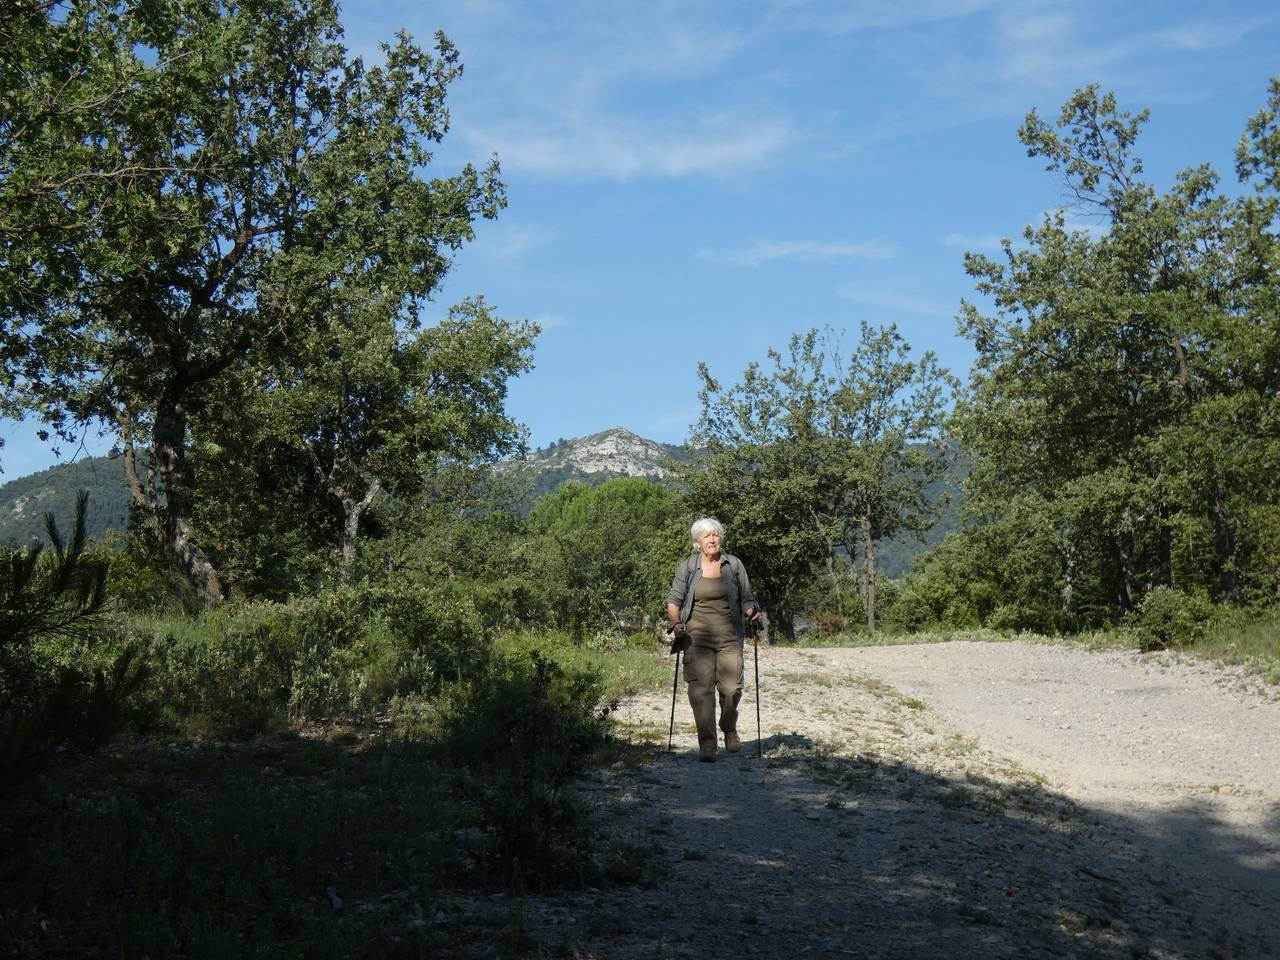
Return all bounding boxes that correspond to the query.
[666,518,762,762]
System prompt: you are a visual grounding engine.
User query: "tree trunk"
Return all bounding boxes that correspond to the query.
[1211,487,1242,604]
[337,478,383,582]
[1157,502,1173,589]
[861,515,876,632]
[824,544,843,615]
[341,501,360,581]
[120,415,149,510]
[1056,535,1075,620]
[153,396,225,603]
[1112,531,1135,614]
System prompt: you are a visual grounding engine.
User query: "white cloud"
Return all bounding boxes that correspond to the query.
[473,224,554,262]
[697,238,897,268]
[839,285,954,317]
[767,0,999,33]
[358,0,1274,184]
[993,8,1137,89]
[842,2,1272,151]
[1154,17,1274,52]
[528,313,568,331]
[399,0,809,182]
[1058,212,1109,239]
[467,118,792,180]
[942,232,1009,252]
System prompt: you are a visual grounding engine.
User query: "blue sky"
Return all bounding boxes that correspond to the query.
[4,0,1279,474]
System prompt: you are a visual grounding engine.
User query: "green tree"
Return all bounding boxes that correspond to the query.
[526,477,682,637]
[1,0,504,601]
[823,324,957,629]
[679,325,954,636]
[230,296,535,582]
[364,459,546,629]
[953,83,1280,626]
[678,335,829,639]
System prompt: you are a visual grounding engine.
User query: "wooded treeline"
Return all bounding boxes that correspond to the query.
[916,85,1280,636]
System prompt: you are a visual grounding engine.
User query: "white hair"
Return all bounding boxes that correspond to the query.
[689,517,726,551]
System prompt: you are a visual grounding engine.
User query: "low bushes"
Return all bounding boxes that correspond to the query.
[1124,586,1216,652]
[433,650,615,888]
[4,583,639,956]
[133,581,493,736]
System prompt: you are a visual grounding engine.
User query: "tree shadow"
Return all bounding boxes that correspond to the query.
[530,734,1279,960]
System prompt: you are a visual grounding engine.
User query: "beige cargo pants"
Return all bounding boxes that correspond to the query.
[683,637,744,747]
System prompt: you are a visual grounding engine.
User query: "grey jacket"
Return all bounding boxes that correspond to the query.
[666,552,758,643]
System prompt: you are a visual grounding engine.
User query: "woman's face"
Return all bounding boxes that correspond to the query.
[698,530,722,559]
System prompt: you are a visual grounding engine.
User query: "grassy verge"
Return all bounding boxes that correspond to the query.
[783,616,1280,686]
[1191,610,1280,683]
[1079,610,1280,685]
[495,628,670,701]
[784,626,1020,649]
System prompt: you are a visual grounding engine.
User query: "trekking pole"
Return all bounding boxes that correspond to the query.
[666,627,683,752]
[752,619,763,758]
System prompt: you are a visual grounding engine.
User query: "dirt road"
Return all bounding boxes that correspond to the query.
[458,640,1280,959]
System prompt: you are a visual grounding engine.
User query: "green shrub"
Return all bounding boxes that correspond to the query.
[986,601,1060,634]
[890,531,1000,630]
[136,580,499,736]
[1126,586,1215,651]
[99,527,204,614]
[435,650,612,888]
[138,592,370,735]
[361,580,490,682]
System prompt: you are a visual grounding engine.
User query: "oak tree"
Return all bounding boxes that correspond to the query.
[1,0,504,600]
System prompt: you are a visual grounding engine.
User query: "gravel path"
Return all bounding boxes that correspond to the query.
[448,640,1280,959]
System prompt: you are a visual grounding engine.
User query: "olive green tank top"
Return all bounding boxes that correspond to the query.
[687,574,736,645]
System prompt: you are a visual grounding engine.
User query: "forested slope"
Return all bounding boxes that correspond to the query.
[0,456,130,545]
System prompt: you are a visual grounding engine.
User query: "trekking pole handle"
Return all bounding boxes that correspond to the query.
[666,622,690,654]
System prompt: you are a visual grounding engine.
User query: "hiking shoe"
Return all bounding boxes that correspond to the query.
[699,743,717,762]
[724,731,742,753]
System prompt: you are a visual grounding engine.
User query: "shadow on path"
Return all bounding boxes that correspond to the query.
[524,732,1278,960]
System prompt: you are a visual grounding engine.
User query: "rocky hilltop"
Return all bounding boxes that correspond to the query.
[505,427,689,504]
[522,426,679,479]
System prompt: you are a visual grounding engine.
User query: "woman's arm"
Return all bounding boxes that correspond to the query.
[666,602,685,635]
[666,559,692,633]
[734,557,760,620]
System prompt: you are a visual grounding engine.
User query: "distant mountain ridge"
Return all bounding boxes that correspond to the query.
[0,455,131,546]
[0,428,685,546]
